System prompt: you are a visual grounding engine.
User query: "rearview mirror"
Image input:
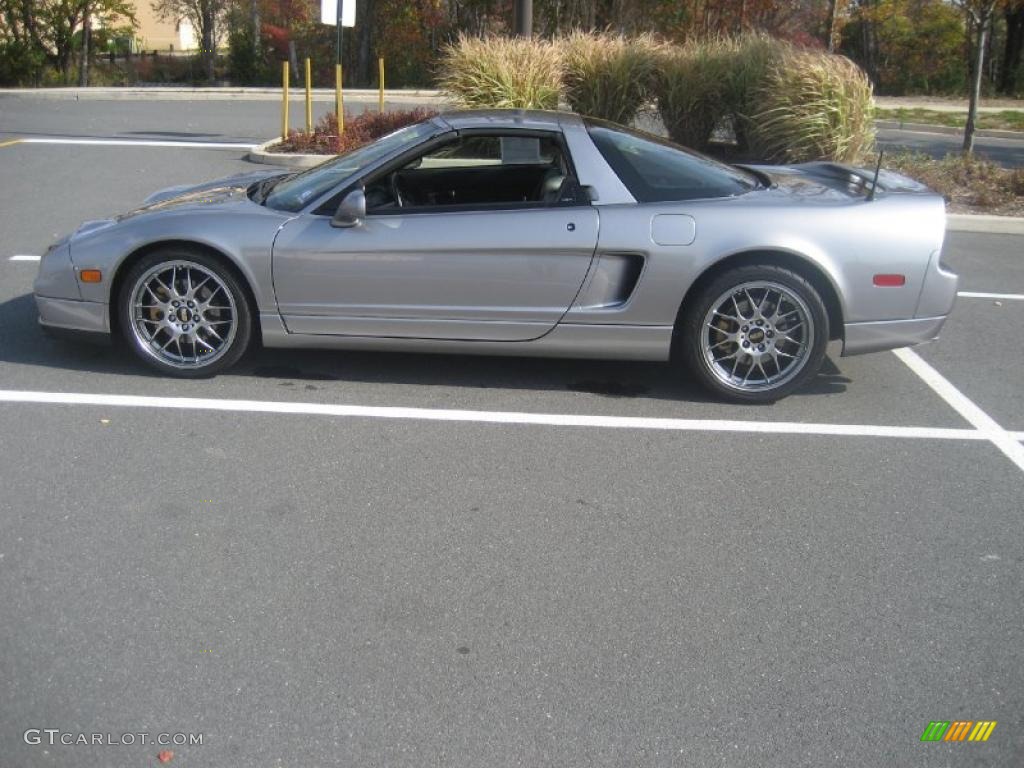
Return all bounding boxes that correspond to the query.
[331,189,366,228]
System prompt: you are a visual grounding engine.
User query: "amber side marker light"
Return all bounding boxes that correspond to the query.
[79,269,102,283]
[873,274,905,287]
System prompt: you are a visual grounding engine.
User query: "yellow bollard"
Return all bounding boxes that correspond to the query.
[335,64,344,136]
[281,61,289,141]
[378,57,385,113]
[304,58,312,133]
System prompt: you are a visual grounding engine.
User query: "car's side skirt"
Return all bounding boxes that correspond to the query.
[260,313,673,361]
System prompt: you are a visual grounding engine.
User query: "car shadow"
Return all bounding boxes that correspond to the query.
[0,293,850,401]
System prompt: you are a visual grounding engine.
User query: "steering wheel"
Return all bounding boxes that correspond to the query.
[390,173,405,208]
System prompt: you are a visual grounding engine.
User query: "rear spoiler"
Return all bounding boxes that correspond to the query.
[796,154,932,199]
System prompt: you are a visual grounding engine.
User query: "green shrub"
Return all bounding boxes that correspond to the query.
[227,18,271,86]
[438,33,562,110]
[0,39,46,86]
[746,49,875,164]
[561,31,661,124]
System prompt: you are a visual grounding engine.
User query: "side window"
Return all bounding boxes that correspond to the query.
[586,122,757,202]
[363,133,580,213]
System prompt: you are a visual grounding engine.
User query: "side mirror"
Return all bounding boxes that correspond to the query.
[555,179,596,205]
[331,189,366,228]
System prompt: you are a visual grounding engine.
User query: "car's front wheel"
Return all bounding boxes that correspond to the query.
[679,265,829,403]
[118,249,253,377]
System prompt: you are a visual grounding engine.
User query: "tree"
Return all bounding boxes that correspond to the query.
[0,0,134,82]
[843,0,965,94]
[953,0,1004,153]
[152,0,229,81]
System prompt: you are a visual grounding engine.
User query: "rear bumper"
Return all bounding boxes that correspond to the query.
[841,315,947,356]
[842,244,958,357]
[36,295,110,335]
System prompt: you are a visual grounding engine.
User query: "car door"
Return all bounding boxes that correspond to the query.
[271,132,599,341]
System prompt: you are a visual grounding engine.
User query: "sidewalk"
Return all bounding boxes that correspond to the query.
[876,95,1024,113]
[0,86,444,101]
[3,88,1022,111]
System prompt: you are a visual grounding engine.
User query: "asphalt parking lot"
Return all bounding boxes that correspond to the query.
[1,112,1022,767]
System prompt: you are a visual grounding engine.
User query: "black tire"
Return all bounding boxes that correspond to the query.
[117,248,253,378]
[677,264,829,403]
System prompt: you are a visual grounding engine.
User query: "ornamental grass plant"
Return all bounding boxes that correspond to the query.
[438,34,563,110]
[561,31,662,124]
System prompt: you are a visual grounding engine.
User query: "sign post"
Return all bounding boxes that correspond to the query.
[321,0,355,135]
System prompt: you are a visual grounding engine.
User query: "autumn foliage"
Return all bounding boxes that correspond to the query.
[276,107,439,154]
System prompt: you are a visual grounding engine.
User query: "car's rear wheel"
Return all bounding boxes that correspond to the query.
[679,265,829,403]
[118,249,252,377]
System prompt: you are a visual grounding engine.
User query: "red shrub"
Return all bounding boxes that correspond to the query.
[276,107,438,154]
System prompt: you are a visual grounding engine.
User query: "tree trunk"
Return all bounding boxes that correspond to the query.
[1001,3,1024,94]
[78,2,91,87]
[250,0,260,66]
[514,0,533,36]
[356,0,373,85]
[201,5,216,82]
[825,0,838,52]
[963,13,989,155]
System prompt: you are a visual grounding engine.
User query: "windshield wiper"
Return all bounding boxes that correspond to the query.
[251,175,288,204]
[733,165,772,189]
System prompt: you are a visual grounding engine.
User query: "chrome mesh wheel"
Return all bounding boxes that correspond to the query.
[700,280,814,393]
[129,261,238,369]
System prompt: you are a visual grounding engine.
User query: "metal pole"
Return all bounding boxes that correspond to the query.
[378,57,385,112]
[304,57,312,132]
[336,0,343,70]
[336,0,344,134]
[336,64,344,136]
[281,61,289,141]
[513,0,532,37]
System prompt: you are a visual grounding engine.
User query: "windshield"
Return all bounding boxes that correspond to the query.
[585,118,758,202]
[264,121,441,212]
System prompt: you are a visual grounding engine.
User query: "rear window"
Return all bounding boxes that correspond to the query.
[586,119,757,203]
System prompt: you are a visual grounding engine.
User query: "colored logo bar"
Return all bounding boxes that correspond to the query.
[921,721,997,742]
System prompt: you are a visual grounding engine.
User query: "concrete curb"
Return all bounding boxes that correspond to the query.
[246,139,331,169]
[245,143,1024,234]
[876,120,1023,140]
[0,86,443,102]
[946,214,1024,235]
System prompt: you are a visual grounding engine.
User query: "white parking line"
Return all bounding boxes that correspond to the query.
[958,291,1024,301]
[8,255,41,262]
[893,348,1024,473]
[0,388,993,442]
[19,138,256,150]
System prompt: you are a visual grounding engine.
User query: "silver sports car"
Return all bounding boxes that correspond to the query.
[34,109,957,402]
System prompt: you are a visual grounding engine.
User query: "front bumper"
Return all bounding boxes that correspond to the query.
[33,233,111,342]
[36,295,110,336]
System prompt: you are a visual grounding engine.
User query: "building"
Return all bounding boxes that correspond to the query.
[126,2,197,53]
